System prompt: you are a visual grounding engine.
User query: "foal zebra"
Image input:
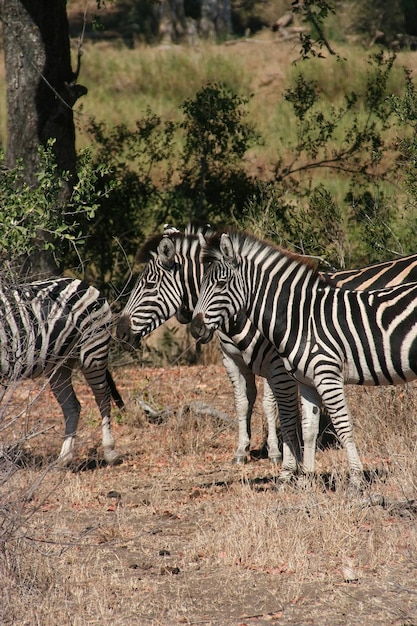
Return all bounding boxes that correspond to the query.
[191,230,417,487]
[0,277,123,465]
[117,228,417,478]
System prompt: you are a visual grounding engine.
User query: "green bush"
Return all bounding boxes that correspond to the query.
[0,141,111,276]
[73,83,259,294]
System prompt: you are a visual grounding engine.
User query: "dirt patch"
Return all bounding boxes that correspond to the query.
[1,364,417,625]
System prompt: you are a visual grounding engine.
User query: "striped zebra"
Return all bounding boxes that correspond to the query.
[0,277,124,465]
[117,227,417,479]
[191,230,417,488]
[118,229,297,469]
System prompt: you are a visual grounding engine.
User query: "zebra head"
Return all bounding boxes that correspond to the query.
[117,235,185,349]
[117,230,205,349]
[191,233,246,344]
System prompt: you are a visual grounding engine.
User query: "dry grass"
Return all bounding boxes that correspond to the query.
[1,362,417,625]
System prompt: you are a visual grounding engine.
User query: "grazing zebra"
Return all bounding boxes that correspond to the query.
[190,230,417,488]
[117,227,417,479]
[0,277,124,465]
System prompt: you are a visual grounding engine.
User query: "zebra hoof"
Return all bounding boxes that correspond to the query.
[296,473,315,490]
[276,470,297,485]
[57,438,75,466]
[232,455,248,465]
[268,454,282,465]
[345,480,364,498]
[56,453,74,468]
[104,449,123,465]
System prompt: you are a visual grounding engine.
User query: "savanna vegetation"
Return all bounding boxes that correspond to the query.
[2,365,417,624]
[1,0,417,297]
[1,2,417,624]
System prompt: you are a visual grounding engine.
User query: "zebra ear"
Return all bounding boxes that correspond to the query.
[163,224,180,236]
[157,237,176,268]
[220,233,236,264]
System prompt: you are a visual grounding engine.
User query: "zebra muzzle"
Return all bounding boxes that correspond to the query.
[190,313,215,343]
[116,315,141,351]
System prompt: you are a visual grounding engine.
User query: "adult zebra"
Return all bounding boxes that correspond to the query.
[118,228,296,469]
[117,227,417,479]
[0,277,124,465]
[191,230,417,488]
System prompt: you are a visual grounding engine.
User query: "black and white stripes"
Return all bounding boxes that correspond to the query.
[117,230,298,470]
[191,231,417,486]
[118,226,417,481]
[1,277,123,464]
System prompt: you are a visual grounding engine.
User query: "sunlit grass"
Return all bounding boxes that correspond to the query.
[74,41,252,146]
[2,35,415,170]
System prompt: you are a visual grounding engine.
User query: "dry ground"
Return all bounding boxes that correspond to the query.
[1,360,417,626]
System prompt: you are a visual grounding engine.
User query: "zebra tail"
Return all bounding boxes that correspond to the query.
[106,370,125,410]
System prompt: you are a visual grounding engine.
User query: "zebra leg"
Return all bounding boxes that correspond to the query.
[317,379,364,490]
[299,385,322,477]
[261,380,281,463]
[81,367,122,465]
[266,372,300,480]
[49,365,81,465]
[221,351,256,464]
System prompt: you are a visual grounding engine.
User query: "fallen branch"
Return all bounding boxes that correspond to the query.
[136,399,173,424]
[178,402,234,426]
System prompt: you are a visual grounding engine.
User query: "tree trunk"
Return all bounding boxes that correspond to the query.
[1,0,87,277]
[158,0,232,44]
[158,0,187,43]
[200,0,232,39]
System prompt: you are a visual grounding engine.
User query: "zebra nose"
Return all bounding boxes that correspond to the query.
[190,312,205,339]
[116,314,137,350]
[190,313,214,343]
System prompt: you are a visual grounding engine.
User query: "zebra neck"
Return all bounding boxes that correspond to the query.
[244,254,323,353]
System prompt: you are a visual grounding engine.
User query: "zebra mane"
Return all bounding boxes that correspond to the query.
[201,229,324,277]
[136,224,214,264]
[136,233,166,264]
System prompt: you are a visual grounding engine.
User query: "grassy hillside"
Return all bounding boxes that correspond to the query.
[71,36,413,151]
[73,37,417,251]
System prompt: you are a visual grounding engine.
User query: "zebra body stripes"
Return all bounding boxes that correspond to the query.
[0,277,123,464]
[117,228,417,478]
[191,230,417,487]
[117,231,296,467]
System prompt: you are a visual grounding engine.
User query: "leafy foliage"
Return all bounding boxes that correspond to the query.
[74,83,259,293]
[174,83,259,225]
[0,141,111,274]
[239,49,412,269]
[291,0,338,59]
[66,49,417,287]
[386,69,417,252]
[73,113,177,289]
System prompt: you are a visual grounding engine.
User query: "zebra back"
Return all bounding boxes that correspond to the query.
[192,230,417,387]
[0,277,112,380]
[325,253,417,289]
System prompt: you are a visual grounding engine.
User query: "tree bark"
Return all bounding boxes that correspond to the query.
[158,0,187,43]
[200,0,232,39]
[157,0,232,44]
[1,0,87,277]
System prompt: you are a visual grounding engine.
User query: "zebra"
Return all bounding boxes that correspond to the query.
[117,229,297,469]
[190,230,417,488]
[117,227,417,479]
[0,277,124,465]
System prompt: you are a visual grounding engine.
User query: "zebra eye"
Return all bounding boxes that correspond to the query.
[217,279,228,290]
